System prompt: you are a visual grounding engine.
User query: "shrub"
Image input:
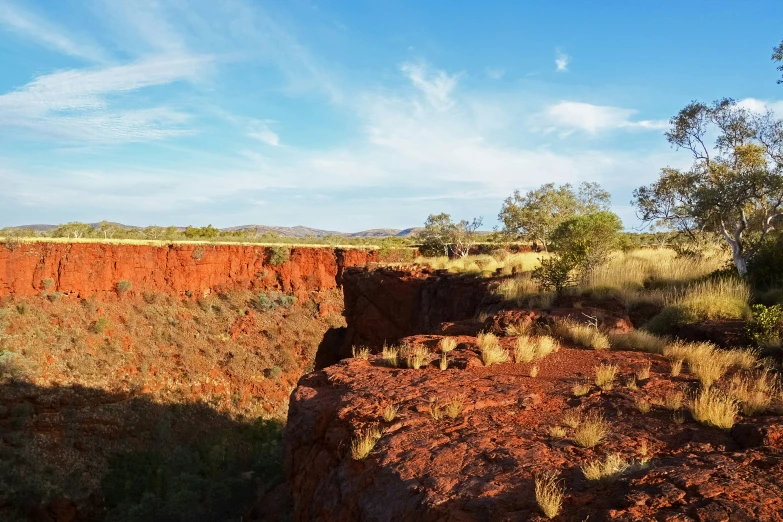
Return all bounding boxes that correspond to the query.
[608,330,667,354]
[532,255,578,293]
[534,471,564,519]
[268,246,289,266]
[250,292,297,312]
[553,320,610,350]
[41,278,54,290]
[549,210,623,279]
[691,388,738,429]
[573,411,609,448]
[745,304,783,347]
[267,366,282,380]
[116,280,133,294]
[351,425,382,460]
[581,453,630,482]
[92,317,109,334]
[192,247,205,261]
[477,332,509,366]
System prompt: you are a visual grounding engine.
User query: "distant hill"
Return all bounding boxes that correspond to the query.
[9,223,421,238]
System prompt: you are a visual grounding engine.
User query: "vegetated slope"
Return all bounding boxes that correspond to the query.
[286,267,783,521]
[0,288,344,521]
[0,242,379,521]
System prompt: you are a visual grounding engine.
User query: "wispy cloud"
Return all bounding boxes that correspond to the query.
[248,121,281,146]
[485,67,505,80]
[0,54,212,143]
[555,48,570,72]
[400,62,460,109]
[546,101,667,134]
[0,0,106,61]
[737,97,783,115]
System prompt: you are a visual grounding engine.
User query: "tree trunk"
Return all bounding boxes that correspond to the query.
[733,252,748,278]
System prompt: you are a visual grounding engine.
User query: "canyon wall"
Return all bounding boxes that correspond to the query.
[0,242,377,300]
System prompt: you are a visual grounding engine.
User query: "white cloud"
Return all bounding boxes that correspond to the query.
[248,121,281,146]
[546,101,668,134]
[0,1,106,61]
[485,67,505,80]
[0,54,212,143]
[555,49,570,72]
[400,62,459,109]
[737,97,783,115]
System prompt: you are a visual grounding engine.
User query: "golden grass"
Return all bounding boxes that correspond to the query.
[549,426,567,438]
[513,335,558,363]
[429,399,444,421]
[670,359,683,377]
[595,363,618,391]
[581,453,630,482]
[477,332,509,366]
[691,388,738,429]
[608,330,667,354]
[562,410,582,429]
[382,344,399,368]
[669,278,751,321]
[552,320,610,350]
[442,396,465,419]
[729,371,778,416]
[352,346,370,360]
[530,365,539,377]
[663,390,684,411]
[439,352,448,371]
[439,337,457,353]
[572,382,591,397]
[626,376,638,389]
[573,412,609,448]
[635,398,651,414]
[534,471,564,519]
[496,271,556,308]
[402,344,430,369]
[382,403,399,422]
[688,357,729,389]
[663,341,758,388]
[417,252,547,277]
[634,361,652,381]
[351,425,382,460]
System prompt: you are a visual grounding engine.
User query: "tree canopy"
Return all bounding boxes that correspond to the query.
[633,98,783,276]
[498,182,610,251]
[774,39,783,84]
[419,213,483,257]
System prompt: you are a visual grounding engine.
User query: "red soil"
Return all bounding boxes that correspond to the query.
[286,336,783,521]
[0,243,377,300]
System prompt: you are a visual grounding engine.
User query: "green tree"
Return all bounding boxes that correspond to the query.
[52,222,95,239]
[633,99,783,277]
[419,213,483,257]
[774,39,783,84]
[98,221,120,240]
[550,211,623,276]
[498,182,610,251]
[143,226,165,240]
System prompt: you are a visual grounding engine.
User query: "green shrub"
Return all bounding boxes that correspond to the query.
[532,256,577,293]
[250,292,297,312]
[192,247,205,261]
[267,366,282,379]
[268,246,289,266]
[41,278,54,290]
[549,211,623,277]
[746,304,783,347]
[117,280,133,294]
[92,317,109,334]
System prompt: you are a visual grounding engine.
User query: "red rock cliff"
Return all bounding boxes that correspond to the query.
[0,242,377,300]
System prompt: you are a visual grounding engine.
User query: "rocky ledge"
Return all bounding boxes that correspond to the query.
[285,334,783,521]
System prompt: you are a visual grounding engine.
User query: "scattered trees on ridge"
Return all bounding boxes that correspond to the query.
[419,213,484,257]
[498,182,611,251]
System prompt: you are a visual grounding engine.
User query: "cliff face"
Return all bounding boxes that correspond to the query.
[0,242,377,300]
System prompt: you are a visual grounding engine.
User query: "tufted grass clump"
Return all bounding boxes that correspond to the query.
[553,319,610,350]
[663,341,757,388]
[663,390,684,411]
[402,344,430,369]
[116,280,133,294]
[351,425,382,460]
[439,352,448,371]
[352,346,370,360]
[729,371,778,416]
[562,409,582,428]
[573,411,609,448]
[534,471,564,519]
[691,388,738,429]
[634,361,652,381]
[581,453,630,482]
[635,398,651,414]
[670,359,683,377]
[382,344,399,368]
[548,426,567,438]
[572,382,591,397]
[439,337,457,353]
[608,330,667,354]
[477,332,509,366]
[595,363,618,391]
[382,403,399,422]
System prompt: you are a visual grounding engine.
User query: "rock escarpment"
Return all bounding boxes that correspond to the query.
[0,242,376,300]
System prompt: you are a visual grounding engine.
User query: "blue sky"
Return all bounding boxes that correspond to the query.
[1,0,782,231]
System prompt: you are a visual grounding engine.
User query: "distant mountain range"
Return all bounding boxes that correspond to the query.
[10,223,423,238]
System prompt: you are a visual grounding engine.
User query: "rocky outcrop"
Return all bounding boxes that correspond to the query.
[314,267,502,368]
[286,336,783,521]
[0,242,377,300]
